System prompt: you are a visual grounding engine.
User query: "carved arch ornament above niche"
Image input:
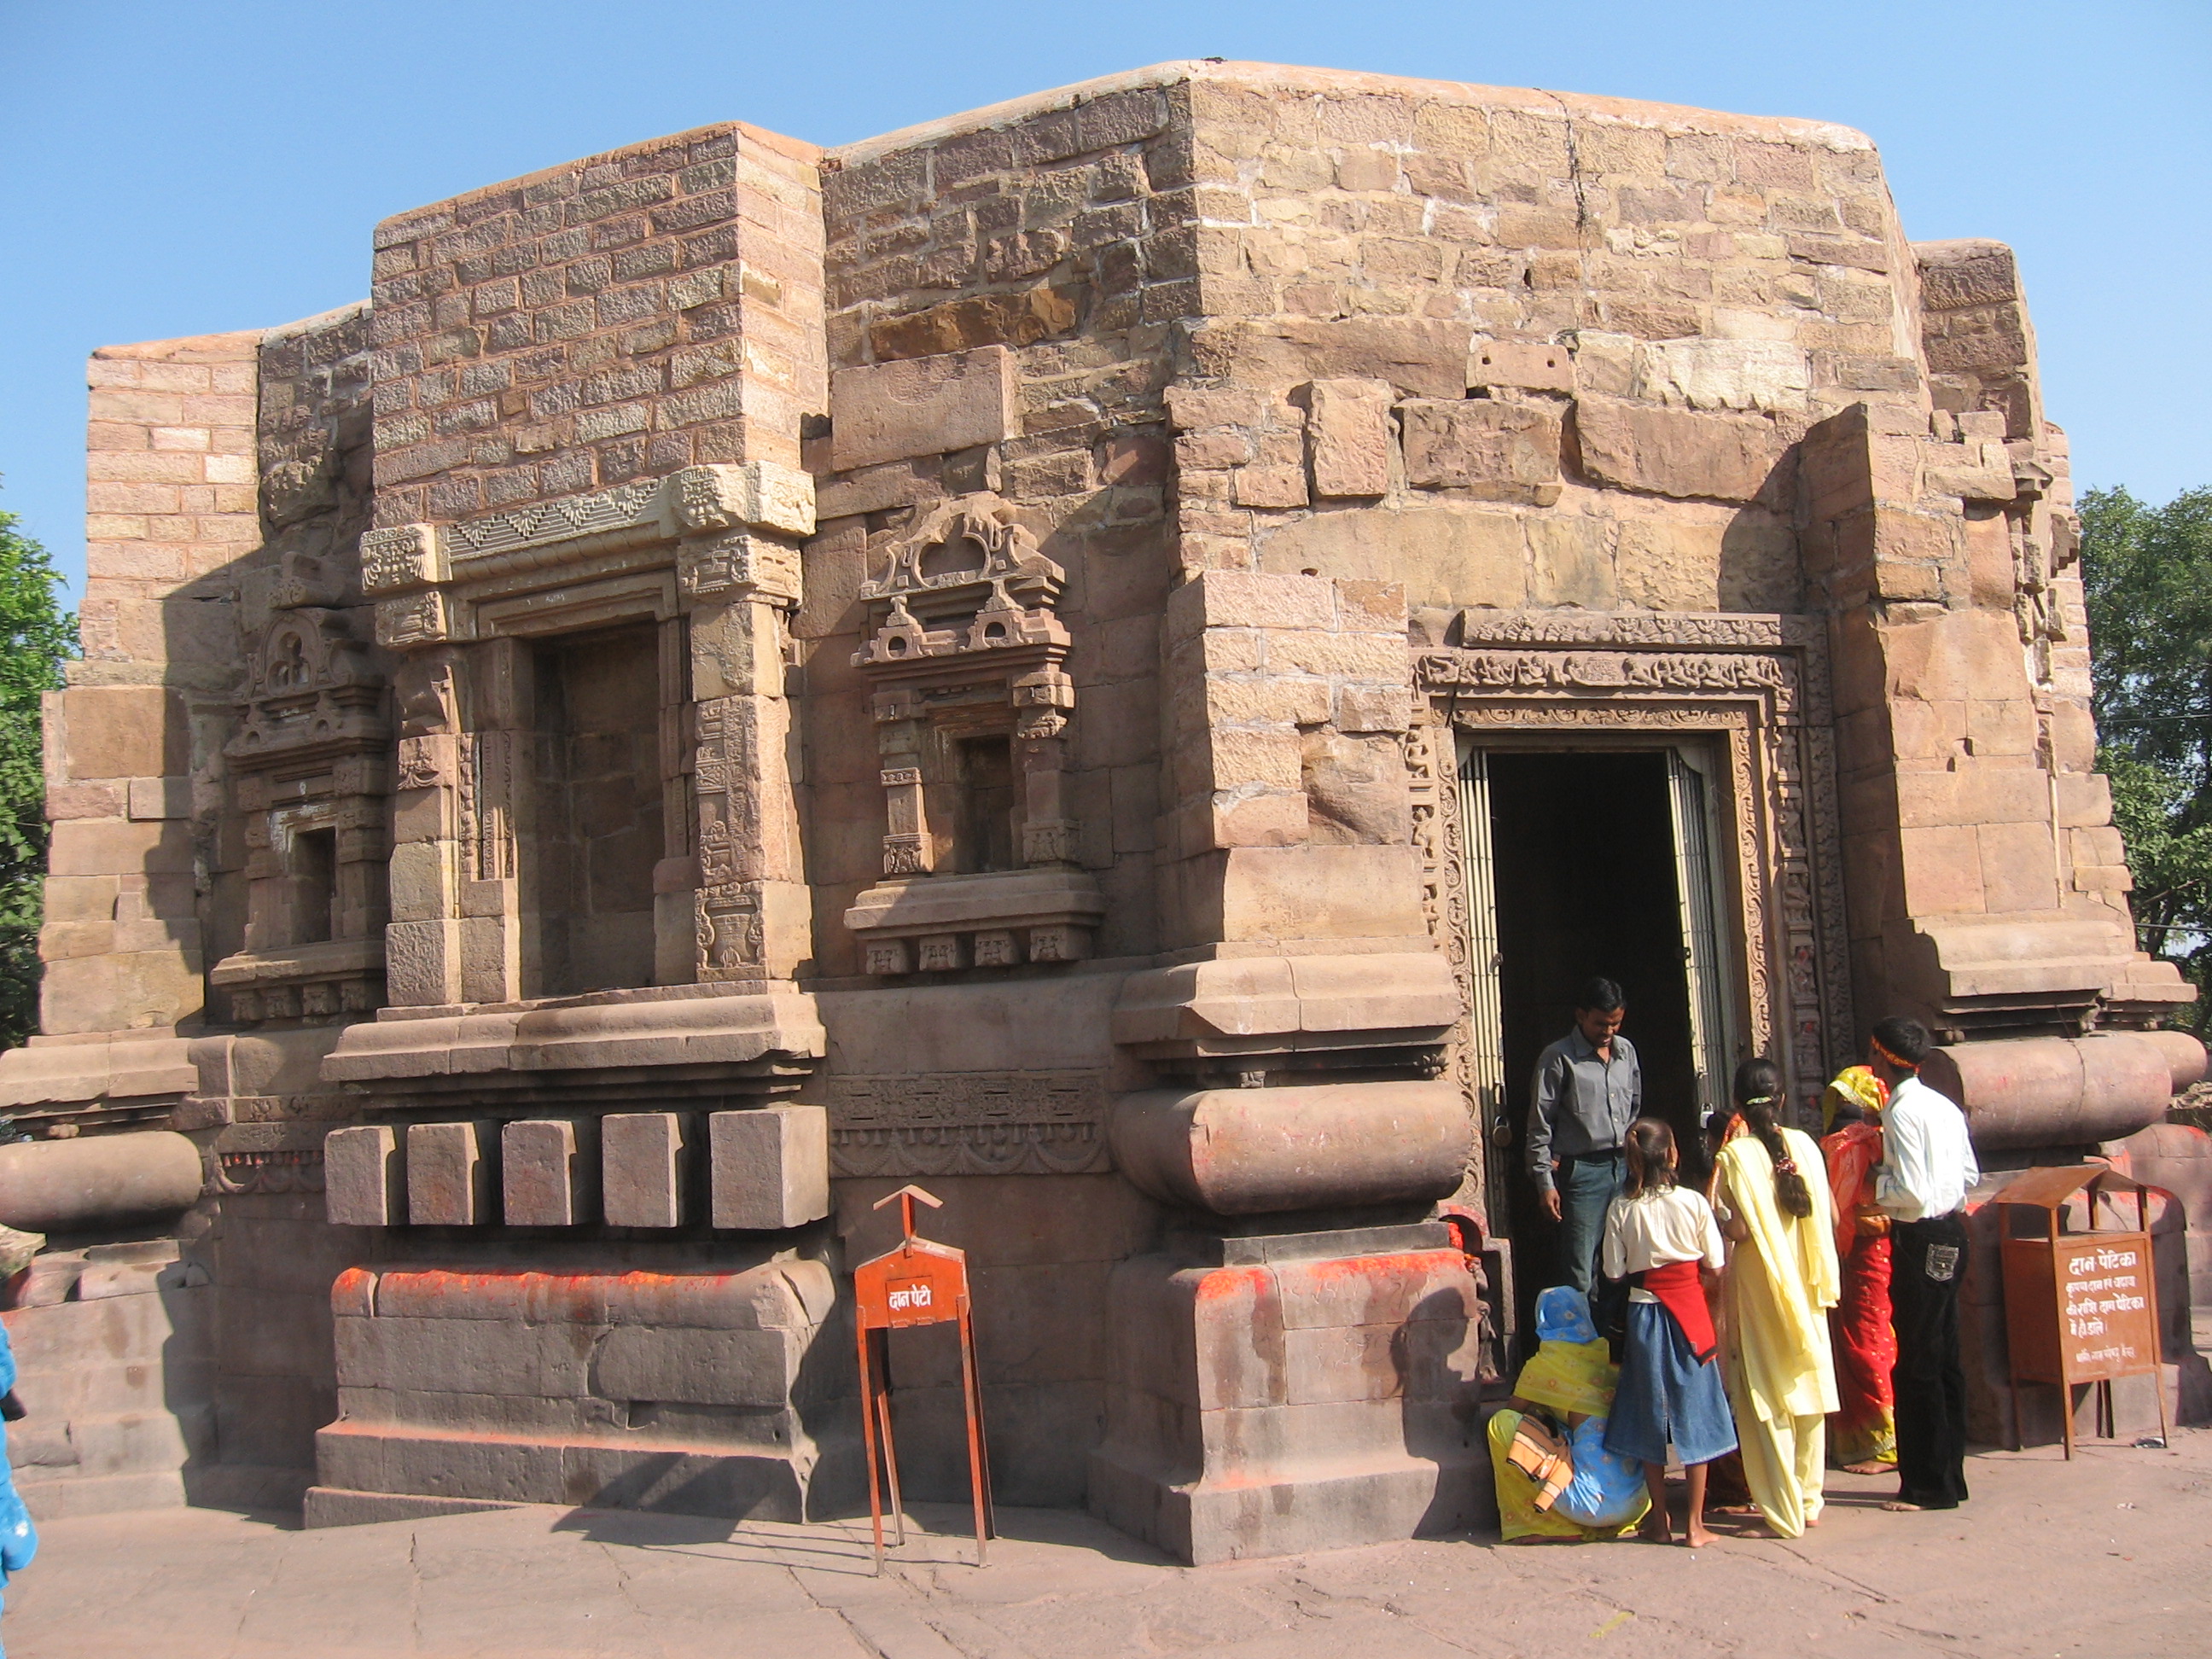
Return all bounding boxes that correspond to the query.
[844,494,1102,975]
[230,608,383,763]
[1407,609,1852,1117]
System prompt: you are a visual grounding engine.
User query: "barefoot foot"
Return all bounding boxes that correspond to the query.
[1685,1524,1717,1547]
[1639,1516,1674,1545]
[1842,1461,1893,1476]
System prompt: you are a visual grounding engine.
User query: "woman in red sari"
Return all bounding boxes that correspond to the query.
[1820,1065,1896,1475]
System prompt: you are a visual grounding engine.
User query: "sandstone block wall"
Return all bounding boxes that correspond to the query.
[367,122,823,526]
[46,332,269,1037]
[1159,69,1901,603]
[798,84,1187,974]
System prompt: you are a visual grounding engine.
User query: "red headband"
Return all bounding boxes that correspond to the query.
[1869,1035,1917,1073]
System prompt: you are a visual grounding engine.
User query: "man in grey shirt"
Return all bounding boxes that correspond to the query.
[1528,977,1642,1295]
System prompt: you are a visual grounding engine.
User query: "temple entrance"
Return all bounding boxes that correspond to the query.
[1457,742,1743,1331]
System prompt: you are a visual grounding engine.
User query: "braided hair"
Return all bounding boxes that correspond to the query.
[1732,1056,1812,1220]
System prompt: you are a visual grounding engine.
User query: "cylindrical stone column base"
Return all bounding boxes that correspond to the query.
[1109,1080,1470,1216]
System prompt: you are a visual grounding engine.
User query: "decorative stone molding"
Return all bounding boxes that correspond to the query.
[368,463,811,650]
[216,1146,327,1196]
[1113,953,1458,1070]
[825,1069,1111,1176]
[846,494,1098,970]
[1412,609,1852,1115]
[0,1032,199,1136]
[323,981,825,1099]
[1448,611,1812,650]
[358,523,446,595]
[373,589,453,650]
[1110,1080,1470,1214]
[363,463,813,592]
[843,870,1107,975]
[212,940,387,1022]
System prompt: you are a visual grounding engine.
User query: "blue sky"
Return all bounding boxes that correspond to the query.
[2,1,2205,603]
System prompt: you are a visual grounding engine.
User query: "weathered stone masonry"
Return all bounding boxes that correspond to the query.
[0,61,2203,1559]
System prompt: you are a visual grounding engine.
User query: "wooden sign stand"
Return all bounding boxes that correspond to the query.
[852,1184,995,1570]
[1997,1164,2167,1458]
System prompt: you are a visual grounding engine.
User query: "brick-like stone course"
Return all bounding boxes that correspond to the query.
[368,123,825,525]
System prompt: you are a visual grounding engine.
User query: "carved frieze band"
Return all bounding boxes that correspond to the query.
[1417,649,1806,719]
[215,1147,328,1196]
[826,1070,1111,1177]
[1449,610,1814,651]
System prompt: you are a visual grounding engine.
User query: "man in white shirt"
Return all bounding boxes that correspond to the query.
[1866,1016,1977,1512]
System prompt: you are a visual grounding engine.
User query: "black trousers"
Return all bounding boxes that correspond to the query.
[1889,1213,1971,1507]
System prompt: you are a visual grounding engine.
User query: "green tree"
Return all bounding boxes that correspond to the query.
[0,496,77,1049]
[2081,484,2212,1024]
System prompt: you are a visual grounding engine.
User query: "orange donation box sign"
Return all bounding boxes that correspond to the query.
[1998,1164,2164,1456]
[852,1185,995,1568]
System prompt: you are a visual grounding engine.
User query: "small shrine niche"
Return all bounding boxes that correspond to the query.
[213,608,391,1021]
[360,462,817,1006]
[844,496,1103,975]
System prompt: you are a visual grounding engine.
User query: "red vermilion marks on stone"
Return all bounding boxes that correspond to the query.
[1190,1265,1272,1302]
[329,1266,377,1316]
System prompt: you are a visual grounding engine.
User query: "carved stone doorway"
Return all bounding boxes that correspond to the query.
[1464,740,1743,1317]
[1409,611,1854,1358]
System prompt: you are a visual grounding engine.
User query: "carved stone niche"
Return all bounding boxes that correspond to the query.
[212,608,391,1022]
[843,495,1103,975]
[352,462,816,1009]
[323,462,830,1173]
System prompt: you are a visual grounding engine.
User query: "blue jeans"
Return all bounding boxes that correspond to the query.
[1554,1149,1625,1295]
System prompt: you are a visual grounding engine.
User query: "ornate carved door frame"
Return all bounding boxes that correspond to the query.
[1405,612,1854,1215]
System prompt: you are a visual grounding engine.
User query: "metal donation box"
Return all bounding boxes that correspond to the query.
[1997,1164,2164,1457]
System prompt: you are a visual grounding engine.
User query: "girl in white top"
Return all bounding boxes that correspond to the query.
[1599,1117,1737,1546]
[1603,1164,1727,1293]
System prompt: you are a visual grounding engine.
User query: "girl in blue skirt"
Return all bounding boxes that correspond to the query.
[1601,1117,1738,1546]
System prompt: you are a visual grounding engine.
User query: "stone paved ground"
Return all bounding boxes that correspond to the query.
[9,1432,2210,1658]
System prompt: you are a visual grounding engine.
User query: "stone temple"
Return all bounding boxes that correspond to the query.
[3,61,2207,1564]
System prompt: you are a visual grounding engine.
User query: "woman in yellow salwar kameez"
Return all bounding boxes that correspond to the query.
[1714,1057,1842,1540]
